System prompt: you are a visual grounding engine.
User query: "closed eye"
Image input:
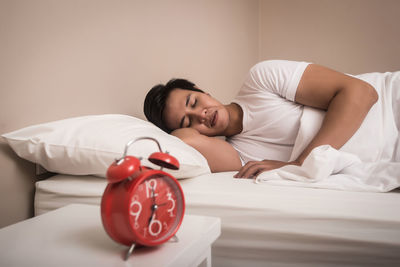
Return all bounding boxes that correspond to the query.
[191,99,197,108]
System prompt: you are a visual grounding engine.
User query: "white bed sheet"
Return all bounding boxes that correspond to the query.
[35,172,400,266]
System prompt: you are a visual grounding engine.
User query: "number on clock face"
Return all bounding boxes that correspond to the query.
[129,175,182,242]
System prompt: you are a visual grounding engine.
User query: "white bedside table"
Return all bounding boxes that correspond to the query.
[0,204,221,267]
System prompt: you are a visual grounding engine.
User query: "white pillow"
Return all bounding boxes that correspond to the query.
[2,114,211,179]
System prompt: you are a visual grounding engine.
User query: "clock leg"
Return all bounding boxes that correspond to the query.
[169,235,179,242]
[124,243,136,261]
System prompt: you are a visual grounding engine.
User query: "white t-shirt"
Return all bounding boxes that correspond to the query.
[228,60,310,164]
[228,60,400,165]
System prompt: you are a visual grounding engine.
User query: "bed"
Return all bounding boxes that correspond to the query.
[34,173,400,266]
[3,113,400,266]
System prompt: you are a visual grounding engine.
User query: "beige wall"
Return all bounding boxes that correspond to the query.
[0,0,259,227]
[259,0,400,74]
[1,0,399,227]
[0,0,259,134]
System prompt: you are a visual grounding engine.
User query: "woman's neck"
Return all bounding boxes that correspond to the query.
[224,103,243,137]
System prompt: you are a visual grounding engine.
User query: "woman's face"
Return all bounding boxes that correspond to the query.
[163,88,230,136]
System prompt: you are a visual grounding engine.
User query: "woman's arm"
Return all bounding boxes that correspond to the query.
[235,64,378,178]
[294,64,378,163]
[171,128,242,172]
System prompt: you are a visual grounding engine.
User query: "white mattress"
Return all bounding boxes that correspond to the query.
[35,172,400,266]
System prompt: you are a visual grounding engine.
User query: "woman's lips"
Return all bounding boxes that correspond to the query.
[211,111,217,127]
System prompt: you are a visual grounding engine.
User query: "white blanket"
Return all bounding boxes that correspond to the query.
[256,144,400,192]
[256,71,400,192]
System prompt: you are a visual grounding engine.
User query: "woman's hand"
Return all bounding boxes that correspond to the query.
[234,160,300,179]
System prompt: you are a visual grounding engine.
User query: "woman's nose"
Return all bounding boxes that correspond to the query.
[188,108,207,122]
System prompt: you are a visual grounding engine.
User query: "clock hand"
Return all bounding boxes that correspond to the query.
[148,205,157,225]
[148,186,157,225]
[151,186,156,204]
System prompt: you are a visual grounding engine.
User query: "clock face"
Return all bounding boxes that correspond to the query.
[128,173,184,245]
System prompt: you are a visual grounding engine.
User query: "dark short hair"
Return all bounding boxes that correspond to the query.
[144,79,204,133]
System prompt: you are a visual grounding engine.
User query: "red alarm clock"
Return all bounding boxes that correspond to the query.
[100,137,185,260]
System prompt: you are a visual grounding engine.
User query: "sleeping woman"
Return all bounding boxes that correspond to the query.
[143,60,399,178]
